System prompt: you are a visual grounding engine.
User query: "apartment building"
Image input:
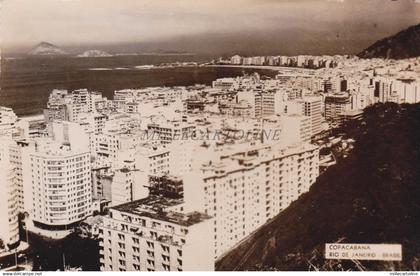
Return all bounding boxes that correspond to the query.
[92,166,113,200]
[46,89,69,106]
[92,133,136,166]
[324,93,352,122]
[147,121,196,144]
[184,142,319,258]
[44,105,69,124]
[0,164,20,249]
[43,90,69,124]
[113,90,135,111]
[391,79,419,104]
[255,92,275,118]
[44,89,108,124]
[67,102,89,122]
[29,140,92,230]
[0,106,18,136]
[124,102,140,114]
[285,96,322,136]
[71,89,94,112]
[230,55,242,65]
[98,196,214,271]
[111,168,135,206]
[8,140,33,213]
[254,91,286,118]
[96,144,171,206]
[219,100,253,117]
[212,78,238,91]
[0,139,20,249]
[280,114,312,143]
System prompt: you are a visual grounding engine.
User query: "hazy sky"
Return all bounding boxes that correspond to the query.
[2,0,420,55]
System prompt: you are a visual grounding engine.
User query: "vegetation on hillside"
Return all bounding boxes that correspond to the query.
[358,23,420,59]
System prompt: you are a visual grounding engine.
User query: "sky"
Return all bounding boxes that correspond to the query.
[1,0,420,55]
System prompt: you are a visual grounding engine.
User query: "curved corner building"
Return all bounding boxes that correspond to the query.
[29,139,92,231]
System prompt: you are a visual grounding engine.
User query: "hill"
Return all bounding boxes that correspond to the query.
[28,42,67,56]
[216,103,420,271]
[358,24,420,59]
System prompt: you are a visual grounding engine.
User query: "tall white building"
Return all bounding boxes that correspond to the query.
[255,91,285,118]
[0,164,20,249]
[9,140,34,213]
[285,96,323,136]
[67,102,89,122]
[29,140,92,230]
[71,89,94,112]
[0,139,20,249]
[184,142,319,258]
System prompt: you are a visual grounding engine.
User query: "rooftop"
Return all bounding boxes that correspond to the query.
[112,195,211,227]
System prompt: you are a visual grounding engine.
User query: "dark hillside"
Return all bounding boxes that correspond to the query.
[358,24,420,59]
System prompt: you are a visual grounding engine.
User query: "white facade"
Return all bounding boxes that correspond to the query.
[105,144,170,206]
[280,114,312,143]
[29,140,92,229]
[99,197,214,271]
[184,142,319,258]
[285,96,323,135]
[0,106,18,136]
[0,139,20,248]
[230,55,242,65]
[111,169,134,206]
[0,165,20,248]
[147,121,196,144]
[9,140,33,213]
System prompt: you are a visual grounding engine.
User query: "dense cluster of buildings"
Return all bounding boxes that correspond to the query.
[216,54,343,69]
[0,56,418,270]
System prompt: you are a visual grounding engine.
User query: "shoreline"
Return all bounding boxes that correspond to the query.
[205,64,318,72]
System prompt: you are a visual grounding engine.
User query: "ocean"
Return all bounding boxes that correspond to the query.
[0,55,276,116]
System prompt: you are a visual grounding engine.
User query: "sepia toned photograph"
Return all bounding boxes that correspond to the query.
[0,0,419,273]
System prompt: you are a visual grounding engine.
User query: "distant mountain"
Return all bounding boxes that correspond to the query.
[28,41,67,56]
[77,50,113,57]
[358,24,420,59]
[217,103,420,271]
